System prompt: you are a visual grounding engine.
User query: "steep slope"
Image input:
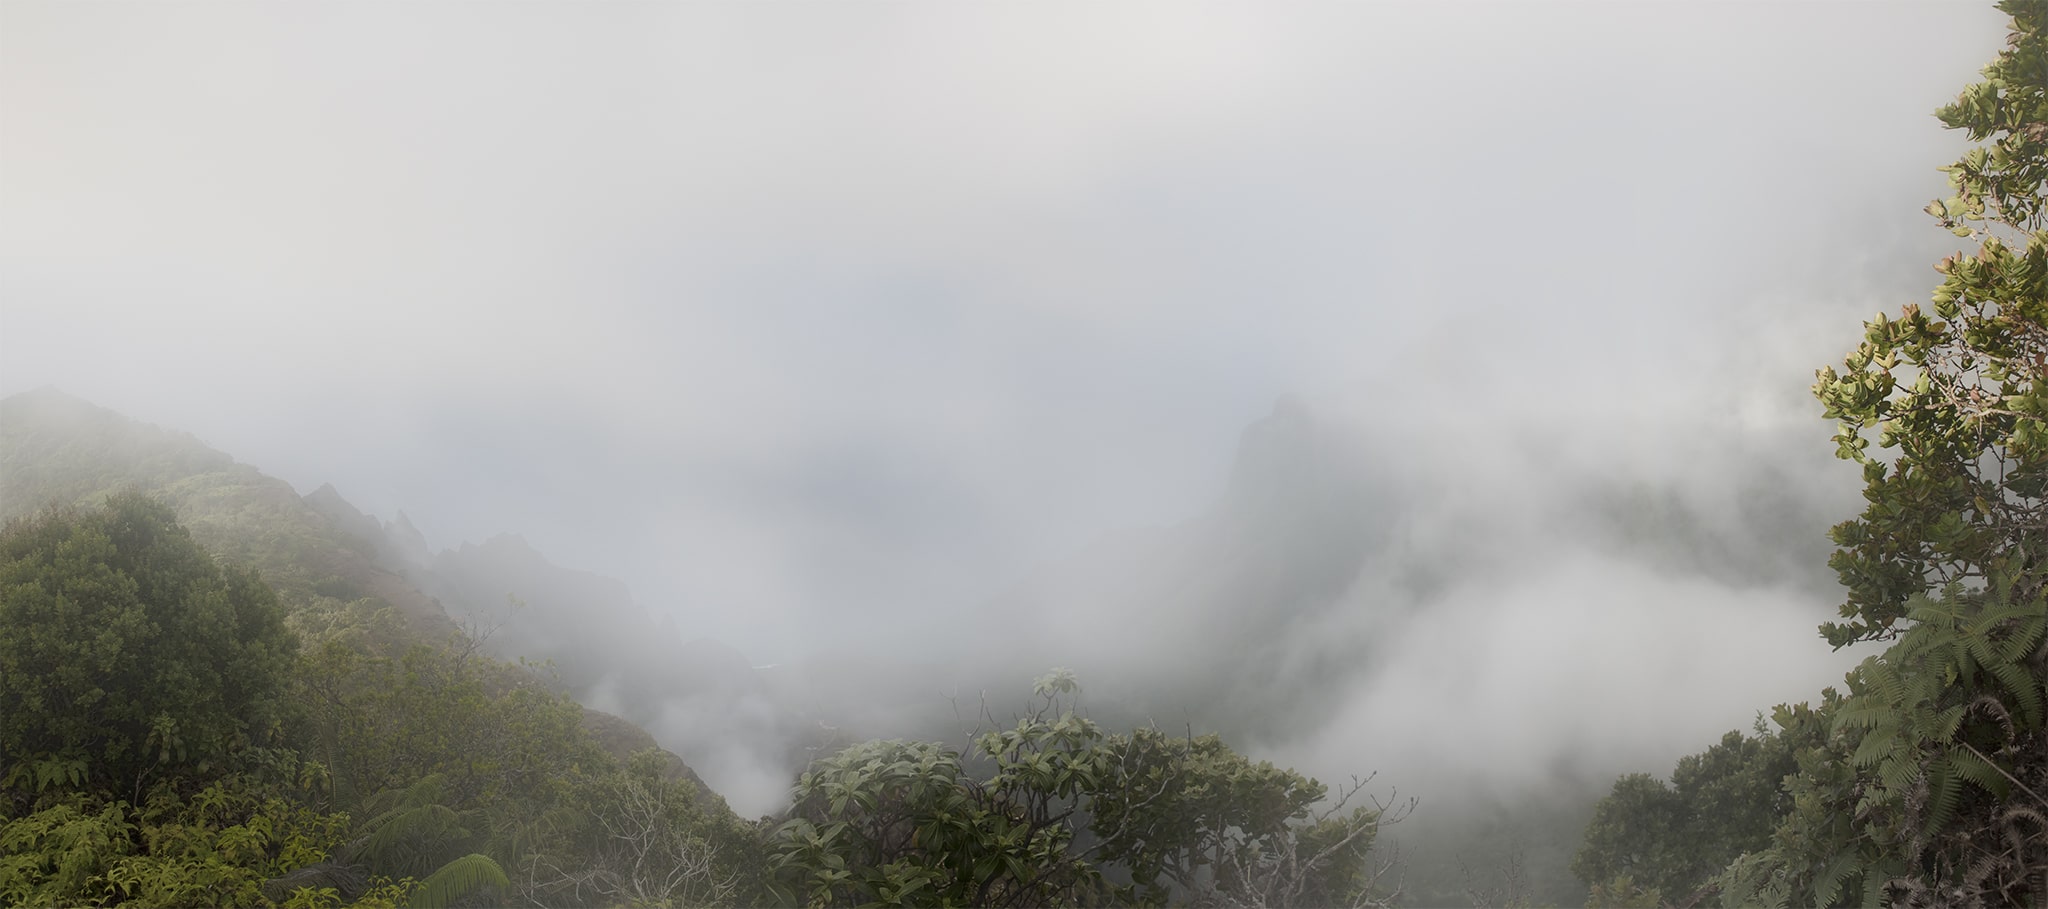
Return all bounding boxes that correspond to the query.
[0,388,723,798]
[415,533,821,816]
[0,388,451,635]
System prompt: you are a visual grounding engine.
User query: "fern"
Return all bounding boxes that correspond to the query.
[352,804,467,875]
[405,853,507,909]
[1946,745,2011,799]
[1994,613,2044,663]
[1878,755,1918,796]
[1922,757,1962,841]
[1990,658,2043,727]
[357,774,450,817]
[261,862,368,904]
[344,777,484,882]
[1811,853,1856,907]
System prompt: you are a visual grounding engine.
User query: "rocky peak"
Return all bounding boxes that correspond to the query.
[382,510,434,570]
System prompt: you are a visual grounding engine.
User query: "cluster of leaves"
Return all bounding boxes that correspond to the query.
[0,777,349,908]
[1715,577,2047,908]
[768,671,1404,908]
[1813,0,2048,648]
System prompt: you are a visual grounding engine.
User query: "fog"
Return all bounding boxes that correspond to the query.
[0,0,2013,858]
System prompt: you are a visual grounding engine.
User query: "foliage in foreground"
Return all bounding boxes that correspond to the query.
[1733,2,2048,903]
[1572,721,1813,906]
[1715,578,2047,908]
[1578,4,2048,904]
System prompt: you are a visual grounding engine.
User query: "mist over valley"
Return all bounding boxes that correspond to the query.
[4,3,2040,906]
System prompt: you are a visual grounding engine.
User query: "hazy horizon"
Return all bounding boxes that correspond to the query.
[1,1,2016,825]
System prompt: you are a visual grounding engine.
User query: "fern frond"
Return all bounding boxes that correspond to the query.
[1854,725,1908,769]
[1837,703,1895,732]
[1933,703,1968,741]
[1923,757,1962,840]
[1962,621,2000,668]
[1812,853,1857,908]
[360,774,449,817]
[1947,745,2012,799]
[1963,851,2008,896]
[1906,594,1957,626]
[1718,854,1793,909]
[352,804,469,877]
[1988,659,2044,728]
[406,853,508,909]
[2001,805,2046,853]
[261,862,369,903]
[1879,754,1920,796]
[1872,661,1909,709]
[1963,693,2017,740]
[1997,613,2046,665]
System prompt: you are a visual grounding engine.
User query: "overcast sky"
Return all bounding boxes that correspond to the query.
[0,2,2014,668]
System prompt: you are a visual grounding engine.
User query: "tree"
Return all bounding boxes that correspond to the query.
[0,492,298,799]
[1812,0,2048,647]
[508,750,762,908]
[1088,725,1405,909]
[1571,724,1812,906]
[1573,774,1684,901]
[768,672,1404,908]
[770,672,1121,908]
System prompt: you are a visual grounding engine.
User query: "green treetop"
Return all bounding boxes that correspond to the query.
[1814,0,2048,647]
[0,492,299,798]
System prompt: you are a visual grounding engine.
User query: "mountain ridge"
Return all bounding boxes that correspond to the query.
[0,387,723,800]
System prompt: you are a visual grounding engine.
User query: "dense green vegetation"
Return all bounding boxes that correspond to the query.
[1573,3,2048,904]
[2,493,298,801]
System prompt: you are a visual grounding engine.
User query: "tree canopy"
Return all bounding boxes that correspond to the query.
[769,670,1405,908]
[1813,0,2048,647]
[0,492,299,797]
